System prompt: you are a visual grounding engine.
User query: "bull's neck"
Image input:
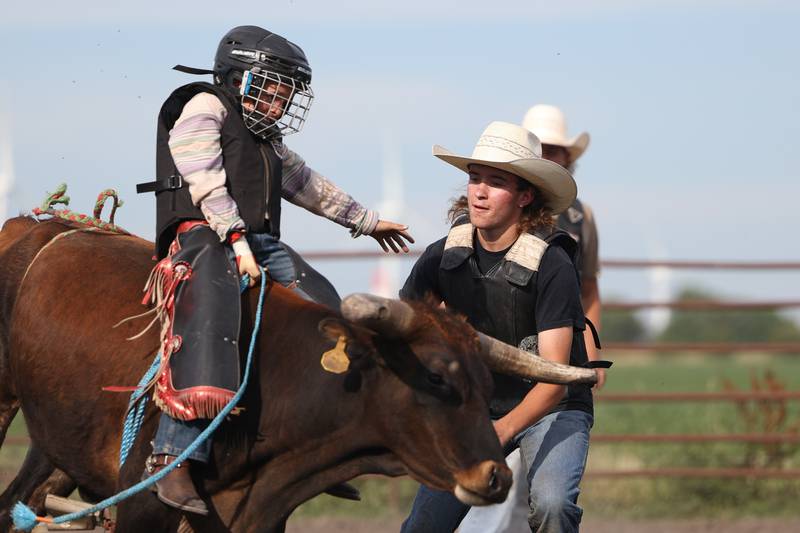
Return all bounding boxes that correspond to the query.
[205,295,392,529]
[208,408,389,531]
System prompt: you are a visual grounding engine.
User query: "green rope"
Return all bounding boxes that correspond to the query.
[32,183,131,235]
[37,183,70,212]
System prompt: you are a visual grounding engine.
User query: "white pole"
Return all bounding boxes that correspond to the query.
[0,100,14,223]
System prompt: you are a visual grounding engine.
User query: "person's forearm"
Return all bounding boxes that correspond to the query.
[495,383,566,443]
[494,325,572,444]
[198,190,247,242]
[277,145,379,233]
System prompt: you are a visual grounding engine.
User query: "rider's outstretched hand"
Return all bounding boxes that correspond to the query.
[369,220,414,254]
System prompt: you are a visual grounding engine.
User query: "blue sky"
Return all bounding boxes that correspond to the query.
[1,1,798,319]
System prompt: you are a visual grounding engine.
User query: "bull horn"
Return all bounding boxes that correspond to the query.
[341,294,597,385]
[478,333,598,386]
[340,293,416,338]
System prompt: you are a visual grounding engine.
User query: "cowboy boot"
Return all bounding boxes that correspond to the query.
[143,454,209,515]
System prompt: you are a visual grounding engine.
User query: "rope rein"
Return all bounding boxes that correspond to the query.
[12,268,266,532]
[118,353,162,466]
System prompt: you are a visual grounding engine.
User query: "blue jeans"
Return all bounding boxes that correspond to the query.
[400,410,593,533]
[152,233,309,463]
[244,233,312,301]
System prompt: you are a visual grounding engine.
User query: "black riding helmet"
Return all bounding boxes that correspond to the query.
[172,26,314,139]
[213,25,312,100]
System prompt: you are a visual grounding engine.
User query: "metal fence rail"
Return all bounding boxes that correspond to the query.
[604,300,800,311]
[586,468,800,479]
[604,342,800,353]
[3,255,798,482]
[591,434,800,443]
[299,250,800,271]
[597,391,800,402]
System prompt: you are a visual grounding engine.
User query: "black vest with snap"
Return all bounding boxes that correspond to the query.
[556,198,586,278]
[437,219,592,417]
[154,82,283,259]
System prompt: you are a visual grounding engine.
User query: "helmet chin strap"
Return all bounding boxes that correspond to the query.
[172,65,214,75]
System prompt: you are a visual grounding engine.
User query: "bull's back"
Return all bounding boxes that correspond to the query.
[9,222,159,380]
[0,217,58,320]
[7,222,160,488]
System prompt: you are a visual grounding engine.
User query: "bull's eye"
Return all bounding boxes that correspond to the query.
[427,372,444,386]
[417,369,461,406]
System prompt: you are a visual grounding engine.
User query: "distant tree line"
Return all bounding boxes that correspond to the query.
[601,286,800,343]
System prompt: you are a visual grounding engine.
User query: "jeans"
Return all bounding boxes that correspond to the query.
[152,414,213,462]
[152,233,309,463]
[400,410,593,533]
[244,232,312,301]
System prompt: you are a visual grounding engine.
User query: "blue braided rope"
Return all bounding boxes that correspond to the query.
[13,267,265,532]
[119,353,161,466]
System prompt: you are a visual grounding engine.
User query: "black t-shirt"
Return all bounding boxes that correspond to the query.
[400,233,591,416]
[473,239,511,275]
[401,240,585,335]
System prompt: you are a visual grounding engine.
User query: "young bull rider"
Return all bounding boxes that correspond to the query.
[399,122,594,533]
[136,25,413,515]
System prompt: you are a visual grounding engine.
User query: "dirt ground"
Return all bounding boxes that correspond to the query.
[286,516,800,533]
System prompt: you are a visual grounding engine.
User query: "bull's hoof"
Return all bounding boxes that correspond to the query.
[142,454,209,516]
[324,482,361,501]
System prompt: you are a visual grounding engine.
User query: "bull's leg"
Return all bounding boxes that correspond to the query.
[114,421,184,533]
[0,397,18,450]
[115,488,183,533]
[17,469,76,530]
[0,333,19,450]
[0,446,75,533]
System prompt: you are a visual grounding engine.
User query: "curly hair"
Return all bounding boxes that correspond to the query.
[447,178,554,234]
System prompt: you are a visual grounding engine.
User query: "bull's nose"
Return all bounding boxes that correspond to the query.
[453,460,512,506]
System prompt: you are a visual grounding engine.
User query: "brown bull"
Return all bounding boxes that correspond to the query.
[0,216,596,532]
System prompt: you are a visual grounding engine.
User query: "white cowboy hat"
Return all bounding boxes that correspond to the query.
[433,121,576,215]
[521,104,590,161]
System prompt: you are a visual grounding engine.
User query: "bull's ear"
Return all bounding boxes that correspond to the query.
[318,318,372,374]
[318,317,356,343]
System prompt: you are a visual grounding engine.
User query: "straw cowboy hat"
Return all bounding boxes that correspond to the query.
[433,121,576,215]
[521,104,590,161]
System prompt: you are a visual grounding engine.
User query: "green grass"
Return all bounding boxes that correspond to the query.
[580,353,800,518]
[593,353,800,466]
[0,416,28,471]
[3,353,800,518]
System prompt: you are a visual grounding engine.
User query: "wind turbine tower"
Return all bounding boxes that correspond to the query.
[369,137,405,298]
[645,242,673,335]
[0,106,14,223]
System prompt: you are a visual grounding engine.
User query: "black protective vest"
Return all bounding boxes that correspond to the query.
[557,198,586,278]
[154,82,283,259]
[437,220,592,417]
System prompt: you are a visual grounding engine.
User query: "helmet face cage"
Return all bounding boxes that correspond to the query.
[239,68,313,140]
